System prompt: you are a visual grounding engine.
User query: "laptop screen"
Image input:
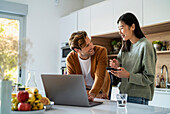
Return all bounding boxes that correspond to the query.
[41,74,103,107]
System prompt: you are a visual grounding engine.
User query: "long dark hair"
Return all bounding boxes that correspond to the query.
[117,12,145,52]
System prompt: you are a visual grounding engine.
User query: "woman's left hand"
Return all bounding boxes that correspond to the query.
[110,67,130,78]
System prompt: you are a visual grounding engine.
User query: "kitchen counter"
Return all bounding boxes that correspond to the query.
[154,88,170,94]
[149,88,170,108]
[43,99,170,114]
[111,87,170,101]
[111,87,170,108]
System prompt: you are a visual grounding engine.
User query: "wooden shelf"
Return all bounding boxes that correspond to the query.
[108,54,117,57]
[107,51,170,57]
[107,50,170,57]
[157,50,170,54]
[141,21,170,35]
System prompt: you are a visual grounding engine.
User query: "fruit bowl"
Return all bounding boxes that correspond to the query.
[11,109,45,114]
[44,101,54,110]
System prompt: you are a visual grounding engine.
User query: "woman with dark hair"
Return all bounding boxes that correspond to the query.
[109,12,157,105]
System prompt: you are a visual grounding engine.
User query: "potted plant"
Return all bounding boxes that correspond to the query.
[111,40,122,53]
[152,40,163,51]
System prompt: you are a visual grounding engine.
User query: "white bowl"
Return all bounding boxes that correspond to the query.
[44,101,54,110]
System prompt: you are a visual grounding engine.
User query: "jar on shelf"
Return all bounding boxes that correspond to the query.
[161,41,167,51]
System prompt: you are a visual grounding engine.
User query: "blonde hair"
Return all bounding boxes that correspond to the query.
[69,31,87,50]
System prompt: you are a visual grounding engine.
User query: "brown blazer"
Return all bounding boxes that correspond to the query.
[66,45,110,96]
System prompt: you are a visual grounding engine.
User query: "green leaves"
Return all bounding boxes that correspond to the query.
[111,40,117,46]
[152,40,163,45]
[111,40,122,48]
[0,18,19,80]
[0,26,4,33]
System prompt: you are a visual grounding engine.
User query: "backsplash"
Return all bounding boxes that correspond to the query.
[146,31,170,85]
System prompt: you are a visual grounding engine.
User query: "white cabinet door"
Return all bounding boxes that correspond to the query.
[91,0,114,36]
[78,7,91,38]
[60,12,77,43]
[149,92,170,108]
[113,0,143,30]
[143,0,170,26]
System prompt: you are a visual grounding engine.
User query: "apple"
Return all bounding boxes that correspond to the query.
[18,103,31,111]
[17,91,29,103]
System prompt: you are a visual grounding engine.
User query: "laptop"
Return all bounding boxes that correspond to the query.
[41,74,103,107]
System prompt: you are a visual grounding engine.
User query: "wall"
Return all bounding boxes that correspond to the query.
[5,0,84,95]
[83,0,104,7]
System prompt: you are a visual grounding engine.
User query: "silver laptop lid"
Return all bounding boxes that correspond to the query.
[41,74,91,107]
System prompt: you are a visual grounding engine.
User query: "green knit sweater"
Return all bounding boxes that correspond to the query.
[117,37,157,100]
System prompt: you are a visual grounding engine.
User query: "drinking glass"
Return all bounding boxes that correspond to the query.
[116,94,128,108]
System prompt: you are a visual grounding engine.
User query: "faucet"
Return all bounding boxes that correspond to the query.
[161,65,169,88]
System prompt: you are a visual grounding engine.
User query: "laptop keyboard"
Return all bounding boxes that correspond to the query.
[89,101,103,106]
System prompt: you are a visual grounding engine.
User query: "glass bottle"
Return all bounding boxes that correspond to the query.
[156,75,160,88]
[160,76,166,88]
[26,70,37,90]
[161,41,167,51]
[12,84,18,98]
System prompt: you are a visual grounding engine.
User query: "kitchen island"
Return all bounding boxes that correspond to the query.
[149,88,170,108]
[43,99,170,114]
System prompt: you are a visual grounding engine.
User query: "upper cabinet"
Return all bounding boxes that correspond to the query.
[91,0,114,36]
[143,0,170,26]
[113,0,143,29]
[60,12,77,43]
[78,7,91,38]
[90,0,143,36]
[60,0,170,39]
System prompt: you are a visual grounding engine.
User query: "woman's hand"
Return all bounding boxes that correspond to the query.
[110,67,130,78]
[109,59,119,68]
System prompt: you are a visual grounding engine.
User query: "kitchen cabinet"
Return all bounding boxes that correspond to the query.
[78,7,91,37]
[149,88,170,108]
[91,0,114,36]
[60,12,77,43]
[143,0,170,26]
[113,0,143,29]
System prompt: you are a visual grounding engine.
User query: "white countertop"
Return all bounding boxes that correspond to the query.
[111,86,170,95]
[43,99,170,114]
[154,88,170,95]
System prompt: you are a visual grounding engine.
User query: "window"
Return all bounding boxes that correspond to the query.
[0,1,28,85]
[0,16,20,82]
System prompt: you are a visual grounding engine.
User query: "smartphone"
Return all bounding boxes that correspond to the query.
[106,67,121,71]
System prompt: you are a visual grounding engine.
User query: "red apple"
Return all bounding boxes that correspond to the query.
[17,91,29,103]
[18,103,31,111]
